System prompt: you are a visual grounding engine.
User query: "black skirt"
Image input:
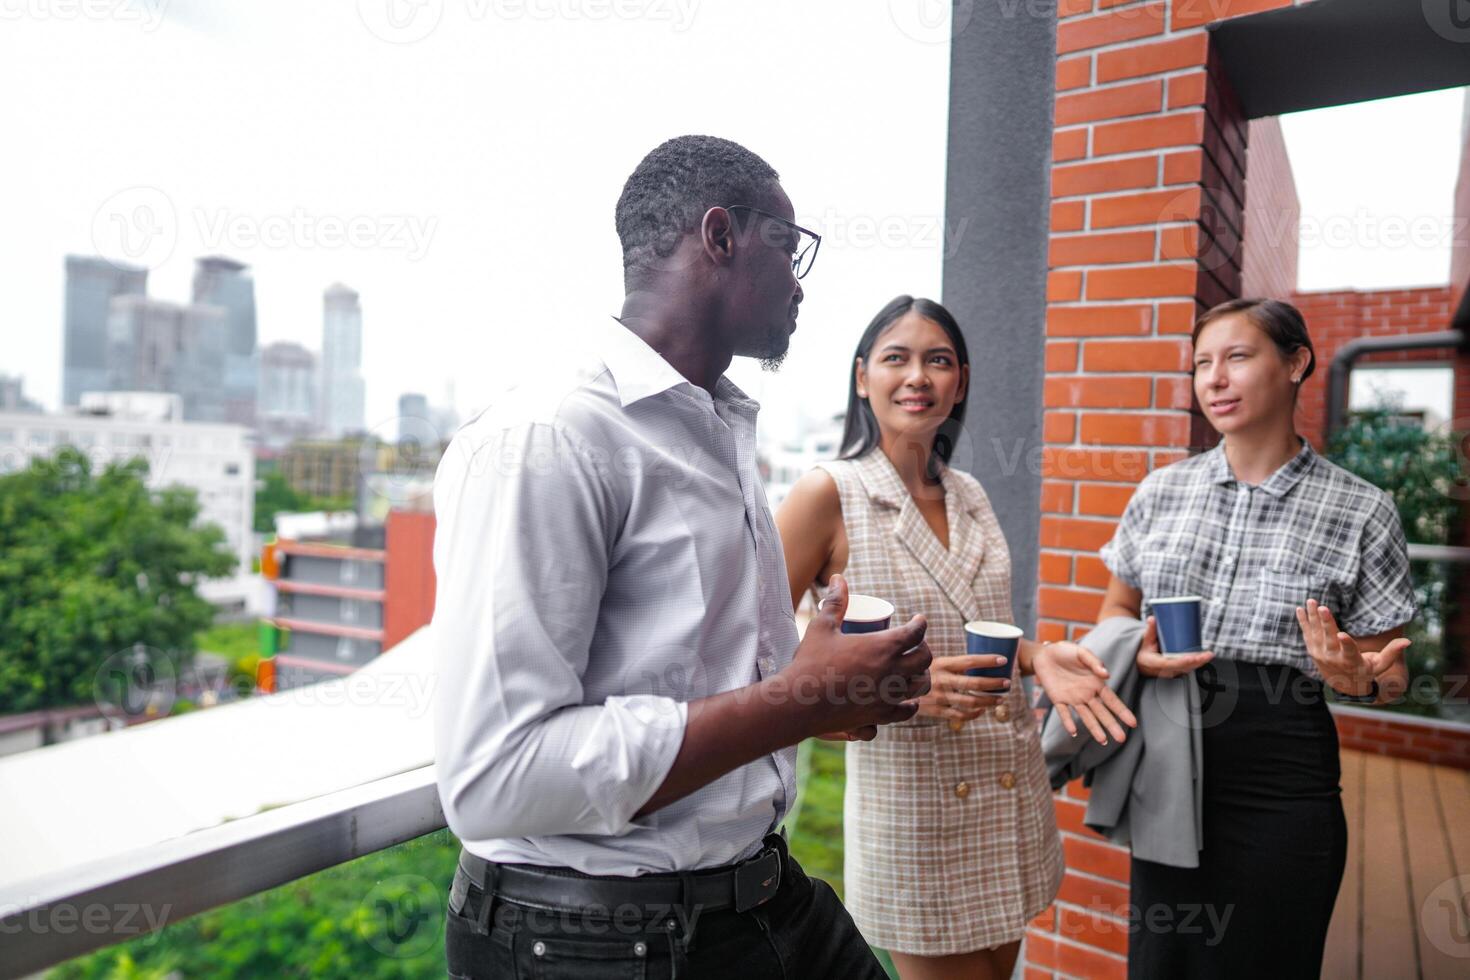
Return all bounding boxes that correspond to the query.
[1128,660,1347,980]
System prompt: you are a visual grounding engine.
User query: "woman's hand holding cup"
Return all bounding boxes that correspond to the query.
[1136,615,1214,678]
[915,655,1010,722]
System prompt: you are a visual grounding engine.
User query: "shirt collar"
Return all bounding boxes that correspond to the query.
[1206,438,1317,497]
[599,318,759,418]
[854,448,987,515]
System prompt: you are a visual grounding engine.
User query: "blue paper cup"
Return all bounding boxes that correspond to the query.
[840,594,894,635]
[963,621,1023,680]
[1151,596,1204,654]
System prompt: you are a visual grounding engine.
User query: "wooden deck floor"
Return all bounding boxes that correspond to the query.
[1323,751,1470,979]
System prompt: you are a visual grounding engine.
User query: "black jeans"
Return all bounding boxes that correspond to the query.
[444,833,887,979]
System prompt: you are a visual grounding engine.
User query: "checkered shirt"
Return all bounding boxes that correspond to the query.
[1100,439,1417,678]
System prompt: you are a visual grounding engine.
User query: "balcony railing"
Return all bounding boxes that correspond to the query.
[0,767,444,978]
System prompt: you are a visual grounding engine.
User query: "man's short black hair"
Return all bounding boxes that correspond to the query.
[615,135,780,286]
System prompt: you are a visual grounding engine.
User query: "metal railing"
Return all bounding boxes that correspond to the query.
[0,767,444,979]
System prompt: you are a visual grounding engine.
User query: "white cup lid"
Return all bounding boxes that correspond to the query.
[1150,595,1203,605]
[963,620,1024,639]
[844,593,895,623]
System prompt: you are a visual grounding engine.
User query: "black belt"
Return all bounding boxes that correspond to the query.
[456,830,786,921]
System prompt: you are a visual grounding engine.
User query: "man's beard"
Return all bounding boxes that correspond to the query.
[757,318,791,372]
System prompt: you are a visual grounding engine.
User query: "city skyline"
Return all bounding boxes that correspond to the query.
[1,5,1464,450]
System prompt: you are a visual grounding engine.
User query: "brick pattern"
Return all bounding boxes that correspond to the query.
[1240,117,1299,299]
[1029,3,1316,975]
[1332,707,1470,771]
[1288,286,1469,449]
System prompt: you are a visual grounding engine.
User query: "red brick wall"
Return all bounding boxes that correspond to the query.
[1289,286,1466,449]
[1451,97,1470,300]
[1240,116,1299,298]
[1036,2,1317,975]
[1333,707,1470,771]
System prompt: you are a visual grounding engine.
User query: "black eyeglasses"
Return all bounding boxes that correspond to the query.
[725,205,821,280]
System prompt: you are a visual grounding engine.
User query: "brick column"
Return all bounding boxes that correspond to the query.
[1027,2,1314,976]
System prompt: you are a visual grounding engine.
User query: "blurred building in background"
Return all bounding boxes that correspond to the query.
[62,256,147,408]
[191,256,259,428]
[277,436,373,502]
[0,392,254,608]
[320,283,365,438]
[0,374,43,414]
[105,296,228,423]
[258,341,320,451]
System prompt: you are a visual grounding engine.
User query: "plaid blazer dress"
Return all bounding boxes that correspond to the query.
[814,450,1063,956]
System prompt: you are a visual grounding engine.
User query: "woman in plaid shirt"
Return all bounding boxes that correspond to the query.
[1097,297,1417,979]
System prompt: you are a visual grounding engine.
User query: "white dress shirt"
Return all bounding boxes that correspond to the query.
[432,319,799,875]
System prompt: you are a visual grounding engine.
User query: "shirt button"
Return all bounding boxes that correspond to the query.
[954,781,971,799]
[993,703,1011,722]
[533,941,547,957]
[949,718,965,732]
[634,942,647,957]
[999,772,1016,790]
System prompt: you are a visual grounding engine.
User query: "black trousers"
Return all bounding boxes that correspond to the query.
[1129,660,1347,979]
[445,831,887,979]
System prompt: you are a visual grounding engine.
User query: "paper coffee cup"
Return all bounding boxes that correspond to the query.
[840,594,894,635]
[1151,596,1204,654]
[963,620,1022,679]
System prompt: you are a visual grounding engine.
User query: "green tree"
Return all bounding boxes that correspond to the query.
[0,448,236,713]
[253,468,353,534]
[1328,409,1468,718]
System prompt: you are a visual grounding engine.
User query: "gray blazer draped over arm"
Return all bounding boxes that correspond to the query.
[1041,616,1205,869]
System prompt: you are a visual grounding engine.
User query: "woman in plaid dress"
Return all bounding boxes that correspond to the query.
[777,296,1135,980]
[1096,298,1417,978]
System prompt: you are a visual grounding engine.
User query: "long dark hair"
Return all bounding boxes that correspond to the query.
[838,295,970,482]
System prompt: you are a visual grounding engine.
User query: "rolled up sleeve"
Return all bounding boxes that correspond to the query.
[431,421,687,842]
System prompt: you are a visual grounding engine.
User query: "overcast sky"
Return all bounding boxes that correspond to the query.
[0,2,1464,446]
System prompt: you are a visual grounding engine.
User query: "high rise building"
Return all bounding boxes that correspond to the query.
[191,256,259,427]
[321,283,365,437]
[105,296,228,423]
[62,256,147,407]
[259,341,319,450]
[0,375,43,414]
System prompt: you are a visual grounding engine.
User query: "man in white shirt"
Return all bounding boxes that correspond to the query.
[433,135,933,977]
